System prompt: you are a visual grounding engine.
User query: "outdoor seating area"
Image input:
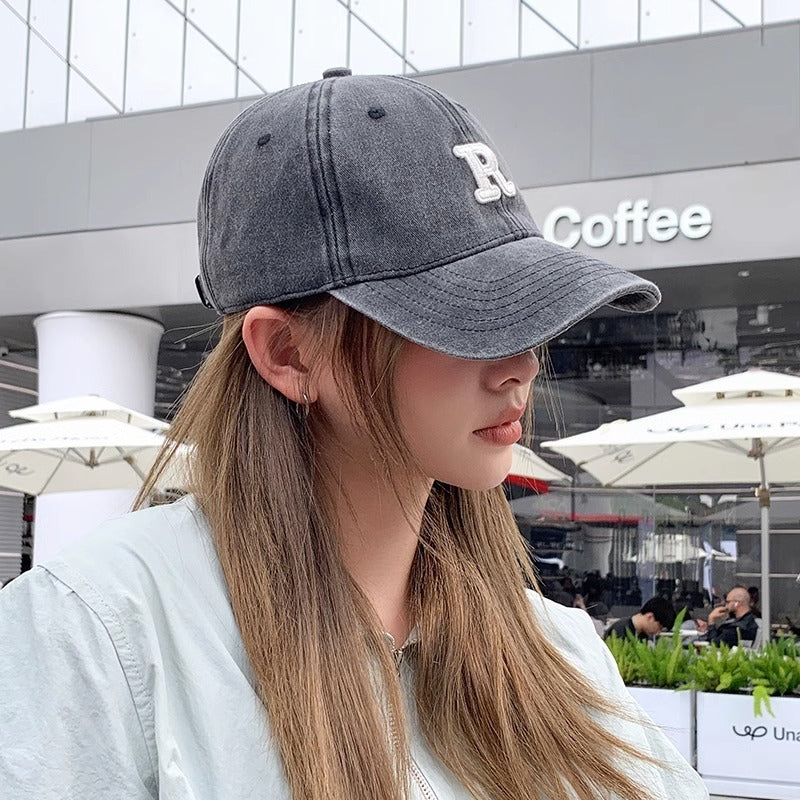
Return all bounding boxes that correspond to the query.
[605,625,800,799]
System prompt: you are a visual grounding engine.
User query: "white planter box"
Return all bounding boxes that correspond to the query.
[627,686,694,765]
[697,692,800,799]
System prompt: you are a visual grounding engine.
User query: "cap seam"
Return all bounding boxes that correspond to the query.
[324,78,354,281]
[361,269,645,333]
[428,250,583,299]
[359,260,651,328]
[316,80,346,283]
[436,250,589,292]
[391,260,606,321]
[305,81,339,283]
[436,254,620,293]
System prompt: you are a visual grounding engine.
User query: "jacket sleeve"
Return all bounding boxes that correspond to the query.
[0,567,156,800]
[590,618,710,799]
[529,593,709,800]
[706,620,750,647]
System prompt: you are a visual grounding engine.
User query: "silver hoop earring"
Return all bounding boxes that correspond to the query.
[297,392,310,420]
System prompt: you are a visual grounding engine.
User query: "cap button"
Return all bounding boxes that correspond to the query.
[322,67,352,79]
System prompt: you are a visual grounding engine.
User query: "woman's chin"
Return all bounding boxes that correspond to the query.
[443,468,512,492]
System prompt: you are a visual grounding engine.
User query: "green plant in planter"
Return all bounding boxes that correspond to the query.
[749,637,800,716]
[605,634,639,685]
[605,608,692,688]
[685,641,752,695]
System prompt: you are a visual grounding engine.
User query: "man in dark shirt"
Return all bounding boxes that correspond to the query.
[603,597,676,641]
[696,586,759,646]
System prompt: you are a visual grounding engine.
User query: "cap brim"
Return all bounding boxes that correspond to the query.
[329,236,660,359]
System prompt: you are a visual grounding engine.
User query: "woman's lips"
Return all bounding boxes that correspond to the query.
[473,420,523,446]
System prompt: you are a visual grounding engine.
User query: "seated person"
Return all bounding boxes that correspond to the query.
[603,597,676,641]
[695,586,759,646]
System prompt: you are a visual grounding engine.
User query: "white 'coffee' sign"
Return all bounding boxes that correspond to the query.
[543,200,712,248]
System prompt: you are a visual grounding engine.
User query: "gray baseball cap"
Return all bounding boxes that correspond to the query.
[196,68,660,360]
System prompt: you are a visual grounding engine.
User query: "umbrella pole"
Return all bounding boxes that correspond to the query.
[755,446,771,642]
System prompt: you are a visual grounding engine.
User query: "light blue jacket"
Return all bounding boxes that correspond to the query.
[0,497,708,799]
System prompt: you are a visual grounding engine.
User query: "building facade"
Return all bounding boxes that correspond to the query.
[1,9,798,622]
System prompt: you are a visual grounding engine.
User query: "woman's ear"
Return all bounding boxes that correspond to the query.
[242,306,313,403]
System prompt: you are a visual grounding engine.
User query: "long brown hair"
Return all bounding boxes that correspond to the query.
[137,297,656,800]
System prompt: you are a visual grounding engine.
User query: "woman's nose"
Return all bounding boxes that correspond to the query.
[488,349,540,388]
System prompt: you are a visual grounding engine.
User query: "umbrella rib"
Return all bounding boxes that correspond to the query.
[37,462,61,494]
[64,448,91,467]
[116,446,146,480]
[763,437,793,456]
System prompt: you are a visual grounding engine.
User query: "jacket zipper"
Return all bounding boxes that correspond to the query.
[385,636,441,800]
[409,760,439,800]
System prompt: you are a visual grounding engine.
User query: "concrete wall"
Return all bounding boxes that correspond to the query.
[426,23,800,185]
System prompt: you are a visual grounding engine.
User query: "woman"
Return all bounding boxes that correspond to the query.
[0,70,708,799]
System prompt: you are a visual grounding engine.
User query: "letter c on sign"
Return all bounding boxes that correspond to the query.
[543,206,581,248]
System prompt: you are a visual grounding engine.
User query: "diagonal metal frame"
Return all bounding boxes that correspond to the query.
[2,0,124,121]
[333,0,419,73]
[163,0,268,98]
[520,0,579,50]
[1,0,782,132]
[709,0,748,28]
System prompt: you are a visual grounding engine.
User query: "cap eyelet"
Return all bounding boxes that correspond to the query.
[367,107,385,120]
[256,133,271,147]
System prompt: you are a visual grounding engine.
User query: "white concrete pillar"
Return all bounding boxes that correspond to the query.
[32,311,164,563]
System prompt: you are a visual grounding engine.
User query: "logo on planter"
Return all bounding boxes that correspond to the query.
[731,724,800,743]
[732,725,767,740]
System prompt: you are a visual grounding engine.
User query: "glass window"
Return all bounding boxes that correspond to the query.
[6,0,29,14]
[126,0,183,113]
[237,71,263,99]
[640,0,700,41]
[579,0,638,48]
[349,15,404,76]
[764,0,800,23]
[187,0,238,60]
[71,0,126,111]
[292,0,348,86]
[67,67,118,123]
[462,0,518,65]
[239,0,292,93]
[701,0,743,32]
[29,0,69,57]
[0,3,27,132]
[183,24,236,105]
[526,0,578,45]
[713,0,762,26]
[405,0,459,72]
[521,6,575,58]
[25,32,67,127]
[350,0,404,55]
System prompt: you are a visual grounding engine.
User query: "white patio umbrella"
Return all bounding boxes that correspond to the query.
[0,417,169,495]
[542,368,800,634]
[9,394,169,431]
[509,444,570,483]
